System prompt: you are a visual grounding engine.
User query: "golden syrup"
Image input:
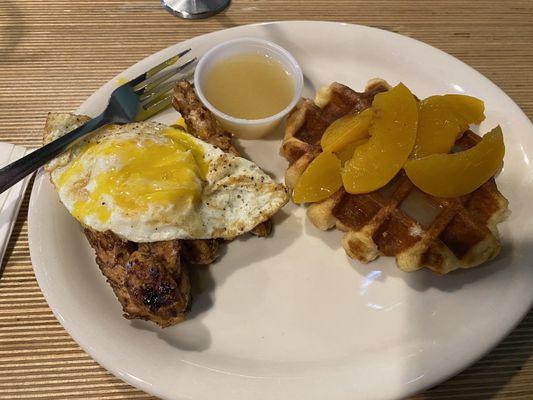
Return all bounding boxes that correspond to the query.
[203,53,294,120]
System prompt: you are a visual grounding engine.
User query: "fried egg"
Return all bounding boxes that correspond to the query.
[44,113,288,242]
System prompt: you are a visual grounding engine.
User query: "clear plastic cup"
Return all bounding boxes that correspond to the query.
[194,38,304,139]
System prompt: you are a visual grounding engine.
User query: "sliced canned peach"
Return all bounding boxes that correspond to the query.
[412,96,463,157]
[443,94,485,129]
[293,151,342,204]
[412,95,485,157]
[341,83,418,194]
[334,138,368,164]
[404,126,504,198]
[320,108,372,152]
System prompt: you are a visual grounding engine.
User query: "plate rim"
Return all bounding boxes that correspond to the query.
[28,20,533,400]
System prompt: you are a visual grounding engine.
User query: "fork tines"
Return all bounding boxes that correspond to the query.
[126,48,197,117]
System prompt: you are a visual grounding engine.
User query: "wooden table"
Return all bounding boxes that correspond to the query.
[1,1,532,398]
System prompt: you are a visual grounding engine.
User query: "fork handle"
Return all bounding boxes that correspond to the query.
[0,113,108,194]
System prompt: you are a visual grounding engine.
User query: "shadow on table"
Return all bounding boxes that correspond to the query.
[214,12,238,29]
[0,1,26,62]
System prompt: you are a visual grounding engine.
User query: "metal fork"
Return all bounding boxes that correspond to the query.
[0,49,197,194]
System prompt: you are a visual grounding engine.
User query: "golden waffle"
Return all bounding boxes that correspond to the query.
[281,80,509,274]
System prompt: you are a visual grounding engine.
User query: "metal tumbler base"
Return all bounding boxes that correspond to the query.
[161,0,231,20]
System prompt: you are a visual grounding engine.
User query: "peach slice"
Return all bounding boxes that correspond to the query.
[334,138,368,164]
[443,94,485,129]
[341,83,418,194]
[412,95,485,157]
[320,108,372,152]
[293,151,342,204]
[412,96,463,157]
[404,126,504,198]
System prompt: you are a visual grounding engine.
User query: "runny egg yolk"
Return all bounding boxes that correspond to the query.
[57,127,208,223]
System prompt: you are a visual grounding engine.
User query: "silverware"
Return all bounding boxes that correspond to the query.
[0,49,197,194]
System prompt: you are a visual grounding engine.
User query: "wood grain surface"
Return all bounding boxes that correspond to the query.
[1,1,532,399]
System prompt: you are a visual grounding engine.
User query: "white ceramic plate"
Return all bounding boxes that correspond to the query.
[28,21,533,400]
